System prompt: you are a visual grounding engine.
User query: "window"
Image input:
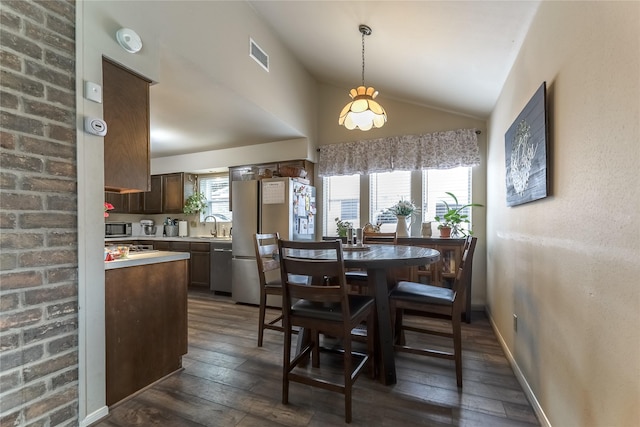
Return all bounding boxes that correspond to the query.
[422,167,472,233]
[322,167,474,235]
[322,174,360,236]
[370,171,411,232]
[199,174,232,222]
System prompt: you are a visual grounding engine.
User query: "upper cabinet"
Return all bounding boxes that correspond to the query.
[102,58,151,193]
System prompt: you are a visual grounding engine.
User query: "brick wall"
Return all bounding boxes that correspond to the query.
[0,0,79,425]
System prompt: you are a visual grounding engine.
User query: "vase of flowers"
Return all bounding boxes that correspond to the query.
[104,202,114,218]
[387,199,418,238]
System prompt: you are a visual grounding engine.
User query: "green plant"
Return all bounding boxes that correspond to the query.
[183,192,207,215]
[433,192,483,237]
[335,217,353,237]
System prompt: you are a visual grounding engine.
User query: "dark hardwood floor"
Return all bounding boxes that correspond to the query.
[94,291,539,426]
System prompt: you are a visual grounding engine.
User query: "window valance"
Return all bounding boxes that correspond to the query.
[317,128,480,176]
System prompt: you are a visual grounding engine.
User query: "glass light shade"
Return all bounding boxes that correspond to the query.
[338,86,387,131]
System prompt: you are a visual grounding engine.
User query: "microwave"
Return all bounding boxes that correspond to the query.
[105,222,132,238]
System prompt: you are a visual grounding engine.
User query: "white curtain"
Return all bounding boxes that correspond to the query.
[317,128,480,176]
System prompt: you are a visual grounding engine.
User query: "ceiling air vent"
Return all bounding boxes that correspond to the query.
[249,38,269,72]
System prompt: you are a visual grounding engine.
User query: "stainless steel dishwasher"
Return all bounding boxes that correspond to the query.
[211,246,232,294]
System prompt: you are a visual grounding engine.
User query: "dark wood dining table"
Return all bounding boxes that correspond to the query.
[342,244,440,385]
[291,244,440,385]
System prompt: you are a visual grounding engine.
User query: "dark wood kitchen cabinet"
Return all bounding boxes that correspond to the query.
[105,259,188,406]
[162,173,187,214]
[128,174,162,214]
[189,242,211,289]
[104,191,129,214]
[153,240,210,289]
[102,58,151,193]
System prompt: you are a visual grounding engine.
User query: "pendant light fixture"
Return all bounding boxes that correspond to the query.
[338,24,387,131]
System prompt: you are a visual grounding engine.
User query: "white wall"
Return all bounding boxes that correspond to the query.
[487,2,640,425]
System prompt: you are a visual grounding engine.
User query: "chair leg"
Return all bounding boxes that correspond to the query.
[453,315,462,388]
[343,334,352,424]
[258,292,267,347]
[282,324,291,404]
[393,308,406,346]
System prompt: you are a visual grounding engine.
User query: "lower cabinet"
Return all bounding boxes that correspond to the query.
[105,259,188,406]
[190,242,211,289]
[149,239,232,291]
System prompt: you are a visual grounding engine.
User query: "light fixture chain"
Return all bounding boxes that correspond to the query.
[361,30,366,86]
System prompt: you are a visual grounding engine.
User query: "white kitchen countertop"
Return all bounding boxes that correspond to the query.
[105,236,232,244]
[105,251,190,270]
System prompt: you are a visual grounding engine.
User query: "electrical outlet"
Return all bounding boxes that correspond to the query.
[513,314,518,332]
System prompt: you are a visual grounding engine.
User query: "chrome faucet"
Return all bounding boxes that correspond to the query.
[202,215,218,237]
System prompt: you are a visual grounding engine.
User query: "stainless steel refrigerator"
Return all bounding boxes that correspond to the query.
[231,177,316,305]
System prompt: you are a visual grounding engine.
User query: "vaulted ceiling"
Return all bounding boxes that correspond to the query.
[147,1,541,158]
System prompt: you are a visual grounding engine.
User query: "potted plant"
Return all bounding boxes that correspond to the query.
[335,217,353,237]
[434,192,483,237]
[183,192,207,215]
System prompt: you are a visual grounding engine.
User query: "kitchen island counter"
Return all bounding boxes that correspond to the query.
[105,253,188,406]
[105,250,190,270]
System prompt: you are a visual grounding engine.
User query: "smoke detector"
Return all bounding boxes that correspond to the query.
[116,28,143,54]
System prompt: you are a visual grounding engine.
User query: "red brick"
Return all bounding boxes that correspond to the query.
[0,192,43,210]
[21,176,75,193]
[34,0,74,23]
[0,29,43,60]
[45,159,75,177]
[0,130,17,148]
[0,110,45,136]
[45,267,76,284]
[47,124,74,143]
[20,135,75,159]
[0,49,22,71]
[0,345,44,372]
[0,293,19,311]
[23,352,77,382]
[24,385,77,421]
[47,195,76,212]
[0,307,42,332]
[0,232,45,250]
[24,282,76,305]
[0,152,44,172]
[3,0,45,23]
[20,212,76,229]
[0,381,46,412]
[0,271,42,290]
[24,58,73,90]
[24,99,74,124]
[0,172,18,189]
[0,69,46,98]
[19,249,76,268]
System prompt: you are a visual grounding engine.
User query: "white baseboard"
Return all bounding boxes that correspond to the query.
[80,406,109,427]
[486,309,552,427]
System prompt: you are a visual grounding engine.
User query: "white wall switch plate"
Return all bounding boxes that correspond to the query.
[84,81,102,103]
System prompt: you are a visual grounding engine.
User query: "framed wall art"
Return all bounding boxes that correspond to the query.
[505,82,550,207]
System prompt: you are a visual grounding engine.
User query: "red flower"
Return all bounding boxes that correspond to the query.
[104,202,115,217]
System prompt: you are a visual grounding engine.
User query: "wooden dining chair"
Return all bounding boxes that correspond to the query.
[278,238,375,423]
[388,236,477,388]
[253,232,286,347]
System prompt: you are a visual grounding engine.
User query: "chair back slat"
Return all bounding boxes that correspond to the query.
[451,236,477,295]
[254,233,280,276]
[363,231,397,244]
[278,239,350,311]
